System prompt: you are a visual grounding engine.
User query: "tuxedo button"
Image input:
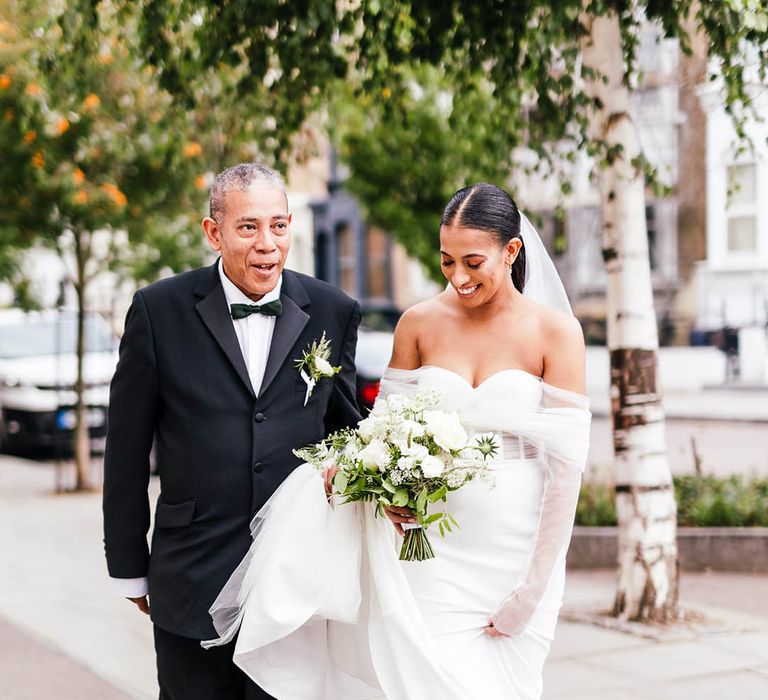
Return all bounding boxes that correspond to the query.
[252,462,263,473]
[254,412,265,423]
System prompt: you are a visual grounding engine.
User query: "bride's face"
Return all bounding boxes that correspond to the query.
[439,225,519,306]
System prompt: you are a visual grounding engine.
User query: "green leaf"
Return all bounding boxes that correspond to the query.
[393,488,409,507]
[381,479,397,494]
[333,471,349,494]
[428,485,447,503]
[416,486,428,514]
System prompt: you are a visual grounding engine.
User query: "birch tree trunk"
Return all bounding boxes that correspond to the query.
[580,11,679,623]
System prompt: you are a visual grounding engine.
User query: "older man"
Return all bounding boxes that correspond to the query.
[103,163,361,699]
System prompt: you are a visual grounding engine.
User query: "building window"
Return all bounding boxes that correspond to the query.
[335,222,356,295]
[366,226,390,298]
[726,164,757,253]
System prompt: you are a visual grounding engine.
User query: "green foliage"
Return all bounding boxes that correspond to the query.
[130,1,768,276]
[576,475,768,527]
[0,0,208,286]
[331,70,514,281]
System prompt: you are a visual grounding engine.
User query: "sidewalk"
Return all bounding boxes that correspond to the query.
[1,454,767,699]
[587,385,768,422]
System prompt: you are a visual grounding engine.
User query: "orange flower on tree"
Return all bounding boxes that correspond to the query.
[32,151,44,168]
[195,174,207,190]
[101,182,127,207]
[74,190,88,205]
[23,130,37,144]
[25,83,41,96]
[73,168,85,185]
[0,74,10,90]
[55,118,70,135]
[183,142,203,158]
[82,93,100,111]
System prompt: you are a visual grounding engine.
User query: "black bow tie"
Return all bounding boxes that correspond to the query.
[230,300,283,319]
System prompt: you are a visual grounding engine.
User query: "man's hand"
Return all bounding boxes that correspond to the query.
[128,596,150,615]
[383,506,416,537]
[322,465,339,498]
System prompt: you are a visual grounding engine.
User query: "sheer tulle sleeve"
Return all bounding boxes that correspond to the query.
[476,382,591,636]
[378,367,424,399]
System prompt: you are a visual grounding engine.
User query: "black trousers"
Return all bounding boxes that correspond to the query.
[154,625,276,700]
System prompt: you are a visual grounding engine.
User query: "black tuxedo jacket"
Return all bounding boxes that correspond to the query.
[103,263,361,639]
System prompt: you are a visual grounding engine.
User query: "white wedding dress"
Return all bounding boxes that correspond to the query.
[203,365,591,700]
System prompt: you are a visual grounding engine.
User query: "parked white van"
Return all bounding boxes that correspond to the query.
[0,309,118,452]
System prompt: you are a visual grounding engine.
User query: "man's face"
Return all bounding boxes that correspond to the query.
[202,186,291,301]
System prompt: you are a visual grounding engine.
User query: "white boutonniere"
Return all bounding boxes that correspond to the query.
[295,332,341,406]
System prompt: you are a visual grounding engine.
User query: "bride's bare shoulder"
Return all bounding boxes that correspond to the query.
[389,296,449,369]
[534,302,583,347]
[527,300,585,390]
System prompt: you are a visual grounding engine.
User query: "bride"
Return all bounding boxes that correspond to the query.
[203,183,591,700]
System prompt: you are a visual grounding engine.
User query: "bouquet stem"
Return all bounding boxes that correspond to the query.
[399,527,435,561]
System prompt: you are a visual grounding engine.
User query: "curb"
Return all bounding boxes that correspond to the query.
[567,526,768,572]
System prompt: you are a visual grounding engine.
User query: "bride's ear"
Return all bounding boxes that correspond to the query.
[505,237,523,266]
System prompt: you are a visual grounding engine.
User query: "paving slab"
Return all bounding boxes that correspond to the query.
[0,615,135,700]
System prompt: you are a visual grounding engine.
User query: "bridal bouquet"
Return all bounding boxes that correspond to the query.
[294,391,499,561]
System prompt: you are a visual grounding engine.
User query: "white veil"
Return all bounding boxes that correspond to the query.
[518,212,572,315]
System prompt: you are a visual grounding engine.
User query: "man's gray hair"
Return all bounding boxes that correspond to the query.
[209,163,286,220]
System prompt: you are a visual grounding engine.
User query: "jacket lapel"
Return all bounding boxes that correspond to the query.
[259,270,310,398]
[194,262,256,399]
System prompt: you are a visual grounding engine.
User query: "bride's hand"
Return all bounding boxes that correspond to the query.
[383,506,416,537]
[322,465,339,497]
[483,619,508,638]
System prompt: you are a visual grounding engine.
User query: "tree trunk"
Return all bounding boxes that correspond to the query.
[73,229,91,491]
[580,11,679,623]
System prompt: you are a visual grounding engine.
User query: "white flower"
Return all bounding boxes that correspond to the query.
[401,419,425,439]
[358,440,391,470]
[314,356,336,377]
[420,454,445,478]
[343,440,361,460]
[385,394,408,412]
[402,442,429,460]
[423,410,468,452]
[397,456,415,472]
[357,415,387,441]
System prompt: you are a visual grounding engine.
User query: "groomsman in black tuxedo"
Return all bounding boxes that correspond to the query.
[103,163,361,699]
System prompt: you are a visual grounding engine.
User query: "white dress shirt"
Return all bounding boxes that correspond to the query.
[112,260,283,599]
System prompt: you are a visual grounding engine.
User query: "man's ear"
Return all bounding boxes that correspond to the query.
[202,217,221,251]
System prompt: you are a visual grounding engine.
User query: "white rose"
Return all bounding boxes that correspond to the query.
[403,442,429,460]
[420,455,445,478]
[423,410,468,452]
[358,440,391,470]
[314,356,336,377]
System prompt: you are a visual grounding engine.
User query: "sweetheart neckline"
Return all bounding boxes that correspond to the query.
[419,365,543,391]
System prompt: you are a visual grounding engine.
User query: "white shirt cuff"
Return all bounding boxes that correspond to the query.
[111,576,149,598]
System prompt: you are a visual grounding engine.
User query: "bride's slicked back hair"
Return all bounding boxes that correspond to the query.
[441,183,526,293]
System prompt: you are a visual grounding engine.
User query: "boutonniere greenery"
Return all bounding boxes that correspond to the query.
[295,332,341,406]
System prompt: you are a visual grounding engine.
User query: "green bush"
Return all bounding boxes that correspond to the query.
[575,475,768,527]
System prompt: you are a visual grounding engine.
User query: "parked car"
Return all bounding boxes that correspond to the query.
[355,300,402,412]
[0,309,118,453]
